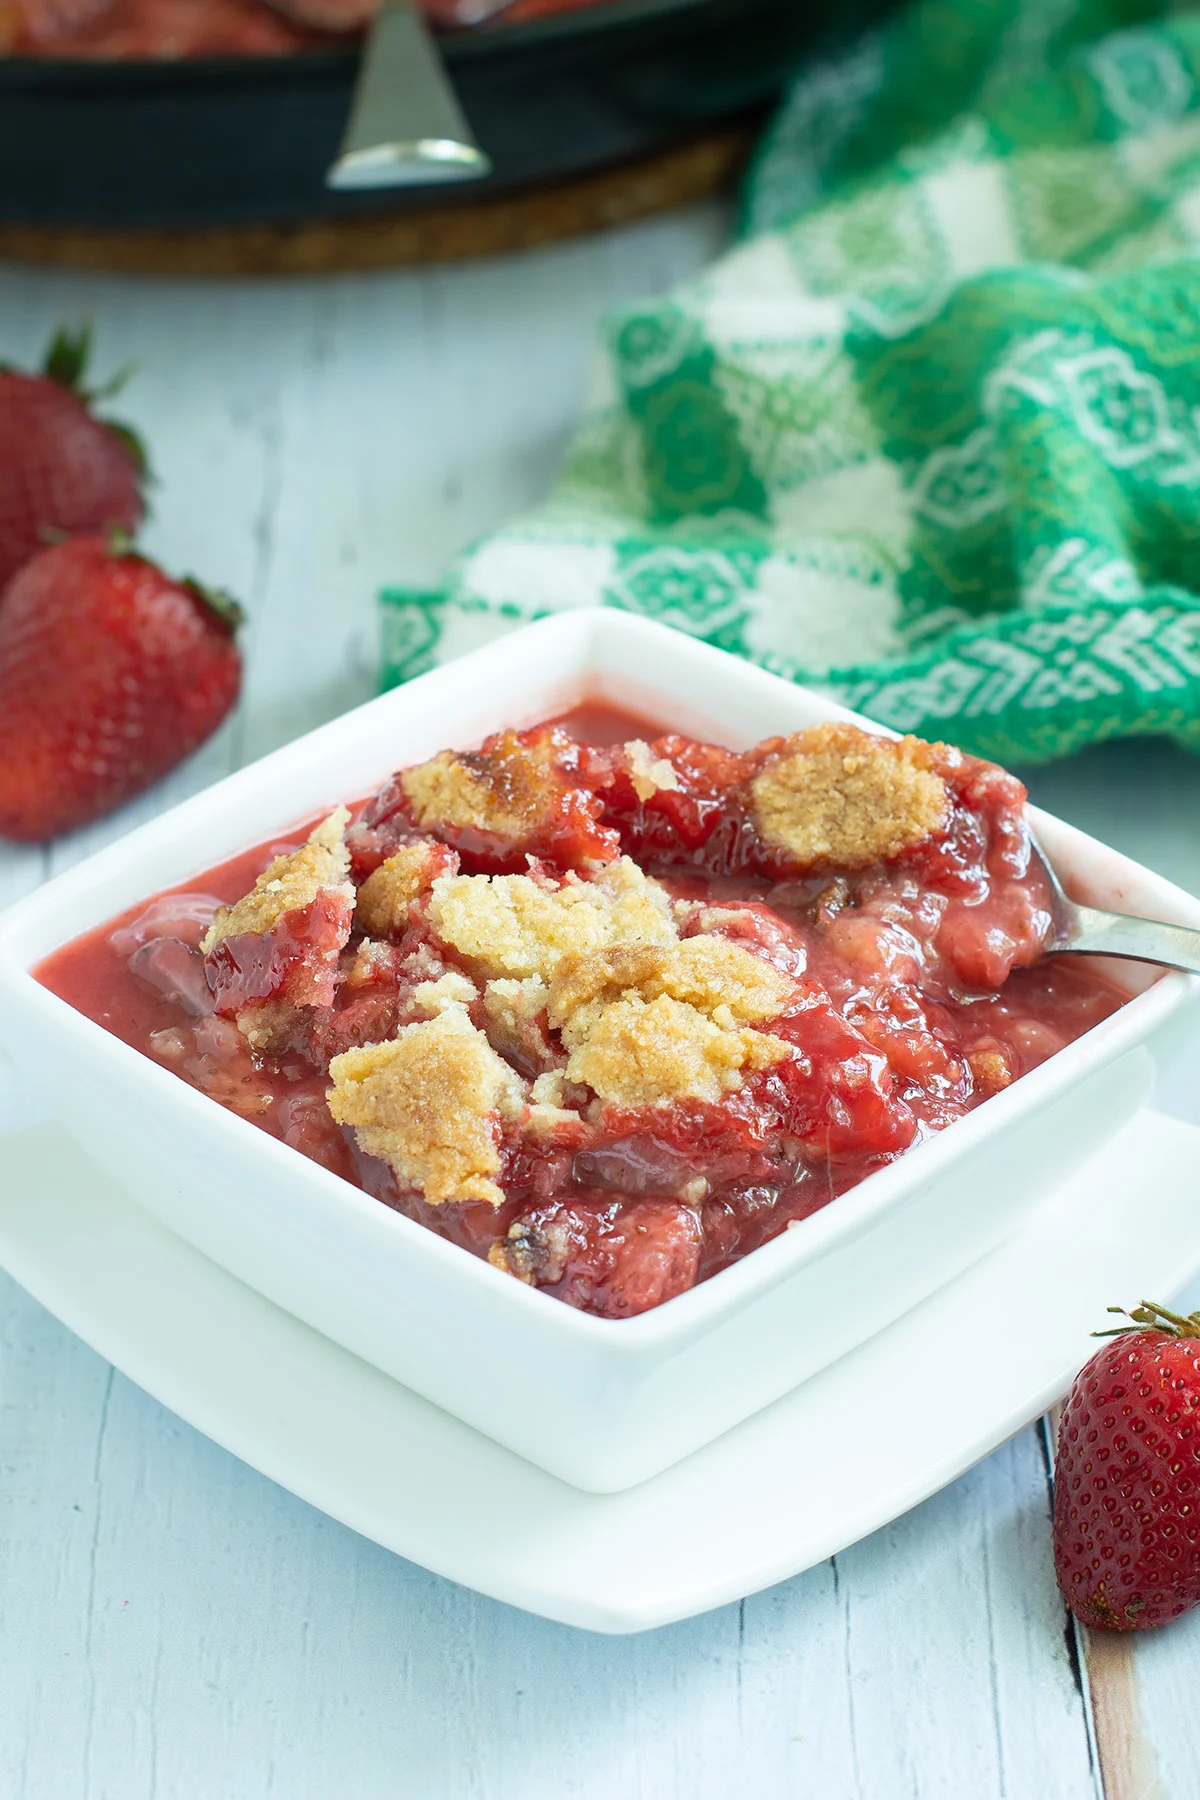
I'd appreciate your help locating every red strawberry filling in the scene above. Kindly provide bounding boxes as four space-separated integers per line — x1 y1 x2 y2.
37 705 1129 1320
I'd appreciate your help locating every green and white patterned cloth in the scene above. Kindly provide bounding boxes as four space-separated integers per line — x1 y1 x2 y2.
382 0 1200 763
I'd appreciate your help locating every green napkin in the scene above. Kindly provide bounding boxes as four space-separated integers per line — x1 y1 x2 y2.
382 0 1200 763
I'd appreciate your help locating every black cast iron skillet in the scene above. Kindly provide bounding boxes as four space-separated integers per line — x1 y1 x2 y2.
0 0 893 229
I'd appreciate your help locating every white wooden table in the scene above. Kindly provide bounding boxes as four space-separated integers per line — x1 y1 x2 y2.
2 204 1199 1800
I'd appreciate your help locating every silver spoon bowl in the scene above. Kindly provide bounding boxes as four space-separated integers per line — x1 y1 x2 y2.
1035 834 1200 978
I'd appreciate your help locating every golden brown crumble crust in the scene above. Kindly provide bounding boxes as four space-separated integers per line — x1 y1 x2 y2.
548 936 794 1032
235 997 303 1055
426 856 676 983
968 1047 1013 1090
400 730 564 845
561 993 788 1108
201 807 353 953
355 841 449 938
327 1008 523 1206
624 739 680 802
750 724 949 871
545 937 794 1107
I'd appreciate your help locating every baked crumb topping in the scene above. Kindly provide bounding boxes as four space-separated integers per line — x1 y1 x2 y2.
487 1229 540 1285
327 1008 524 1206
750 724 948 871
426 855 676 983
560 992 788 1107
968 1047 1013 1090
523 1069 586 1135
421 865 796 1117
344 939 400 989
201 807 353 952
548 936 794 1032
624 738 679 802
486 1220 567 1286
483 975 550 1030
481 976 553 1069
235 997 302 1055
401 730 566 846
355 841 456 938
412 970 479 1016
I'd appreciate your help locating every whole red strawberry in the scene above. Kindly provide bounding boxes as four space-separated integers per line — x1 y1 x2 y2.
0 325 145 596
1054 1300 1200 1631
0 535 242 842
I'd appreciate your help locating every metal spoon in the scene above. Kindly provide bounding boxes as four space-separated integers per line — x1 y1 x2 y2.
325 0 493 190
1035 835 1200 977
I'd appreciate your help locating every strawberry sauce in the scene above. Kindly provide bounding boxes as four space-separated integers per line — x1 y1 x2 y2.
36 706 1128 1319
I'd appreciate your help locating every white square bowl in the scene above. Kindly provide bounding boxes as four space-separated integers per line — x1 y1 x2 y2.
1 609 1198 1494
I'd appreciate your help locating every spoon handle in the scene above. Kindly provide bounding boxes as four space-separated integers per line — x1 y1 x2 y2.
327 0 491 190
1057 904 1200 977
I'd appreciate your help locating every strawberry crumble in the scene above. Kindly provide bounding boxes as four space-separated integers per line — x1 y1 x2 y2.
36 708 1127 1319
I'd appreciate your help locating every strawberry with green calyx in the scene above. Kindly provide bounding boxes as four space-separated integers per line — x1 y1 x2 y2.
0 323 147 597
1054 1300 1200 1631
0 534 242 842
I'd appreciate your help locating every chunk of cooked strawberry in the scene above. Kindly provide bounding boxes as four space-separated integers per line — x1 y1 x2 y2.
935 876 1056 989
761 998 919 1160
205 888 353 1014
494 1195 703 1318
275 1088 359 1182
127 936 214 1017
600 733 751 869
580 1096 780 1195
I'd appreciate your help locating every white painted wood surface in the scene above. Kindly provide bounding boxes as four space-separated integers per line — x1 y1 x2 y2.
1 204 1199 1799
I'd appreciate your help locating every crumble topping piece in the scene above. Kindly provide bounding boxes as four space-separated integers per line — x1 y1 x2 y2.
530 1069 569 1108
487 1220 569 1287
481 976 556 1072
412 970 479 1016
750 724 949 871
623 738 680 802
523 1068 588 1135
487 1226 541 1285
343 938 403 989
236 997 303 1056
402 737 545 840
426 855 676 984
399 726 616 864
560 993 788 1108
327 1008 524 1206
354 840 458 938
200 807 354 953
548 936 794 1033
968 1045 1014 1090
483 976 550 1033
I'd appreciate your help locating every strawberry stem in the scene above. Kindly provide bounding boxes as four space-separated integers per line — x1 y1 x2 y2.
183 578 244 636
38 323 149 483
1093 1300 1200 1339
42 321 93 393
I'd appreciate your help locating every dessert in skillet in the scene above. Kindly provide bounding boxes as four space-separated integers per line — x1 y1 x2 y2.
38 711 1126 1318
0 0 607 56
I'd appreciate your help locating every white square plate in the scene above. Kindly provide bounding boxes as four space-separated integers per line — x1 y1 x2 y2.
1 1108 1197 1632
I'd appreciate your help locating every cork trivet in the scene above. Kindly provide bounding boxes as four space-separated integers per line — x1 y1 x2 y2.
0 126 751 277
